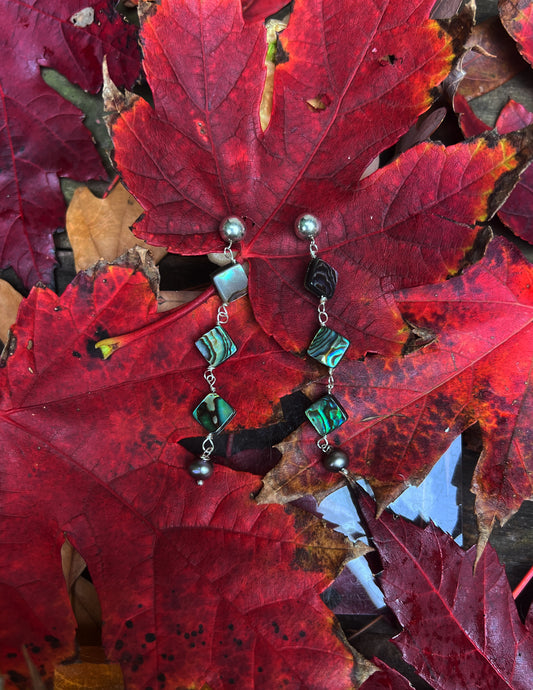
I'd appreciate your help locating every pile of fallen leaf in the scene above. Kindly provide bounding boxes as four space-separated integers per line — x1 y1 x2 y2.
1 1 532 688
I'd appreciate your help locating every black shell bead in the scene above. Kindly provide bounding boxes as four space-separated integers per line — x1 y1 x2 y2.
304 258 338 299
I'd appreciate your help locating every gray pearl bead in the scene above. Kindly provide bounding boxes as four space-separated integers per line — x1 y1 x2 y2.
295 213 322 240
322 449 349 472
219 216 246 242
187 459 214 484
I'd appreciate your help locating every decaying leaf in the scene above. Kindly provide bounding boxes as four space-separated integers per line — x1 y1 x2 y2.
0 281 23 344
66 182 167 272
456 94 533 244
457 17 526 100
500 0 533 67
260 238 532 553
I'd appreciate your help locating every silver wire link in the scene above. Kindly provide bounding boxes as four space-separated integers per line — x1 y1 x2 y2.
317 435 331 453
223 241 236 264
204 366 217 393
318 296 329 326
327 368 335 394
309 238 318 259
201 433 215 460
217 302 229 325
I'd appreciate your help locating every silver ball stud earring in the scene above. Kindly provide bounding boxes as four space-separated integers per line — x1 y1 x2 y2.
294 213 322 241
219 216 246 243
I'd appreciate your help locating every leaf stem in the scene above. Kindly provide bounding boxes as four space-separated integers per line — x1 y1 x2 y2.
512 564 533 599
347 614 384 640
95 286 214 359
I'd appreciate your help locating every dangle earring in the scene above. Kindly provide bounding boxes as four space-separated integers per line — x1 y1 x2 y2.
187 216 248 484
294 214 351 475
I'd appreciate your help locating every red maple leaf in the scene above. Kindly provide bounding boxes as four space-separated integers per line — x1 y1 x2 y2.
359 659 415 690
0 253 357 687
456 94 533 244
2 250 317 457
0 0 140 288
260 237 532 549
500 0 533 67
241 0 290 22
111 0 533 358
352 484 533 689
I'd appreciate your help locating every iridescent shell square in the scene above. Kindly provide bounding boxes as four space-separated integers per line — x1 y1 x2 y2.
305 395 348 436
304 258 338 299
193 393 236 434
211 263 248 303
195 325 237 367
307 326 350 368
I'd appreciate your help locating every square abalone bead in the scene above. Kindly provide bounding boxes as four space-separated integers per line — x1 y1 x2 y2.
211 263 248 303
307 326 350 368
304 258 338 299
193 393 236 434
195 325 237 367
305 395 348 436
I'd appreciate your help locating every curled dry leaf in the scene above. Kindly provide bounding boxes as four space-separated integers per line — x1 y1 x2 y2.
458 17 526 100
66 183 167 272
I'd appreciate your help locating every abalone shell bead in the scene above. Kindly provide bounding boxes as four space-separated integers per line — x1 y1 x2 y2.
307 326 350 368
187 458 214 484
322 449 349 472
305 395 348 436
212 263 248 303
304 258 338 299
193 392 236 434
195 325 237 367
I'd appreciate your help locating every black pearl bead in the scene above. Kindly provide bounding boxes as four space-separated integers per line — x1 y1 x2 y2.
219 216 246 242
322 449 349 472
187 458 214 484
295 213 322 240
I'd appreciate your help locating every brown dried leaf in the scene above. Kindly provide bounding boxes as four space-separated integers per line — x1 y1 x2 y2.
156 289 203 313
0 280 23 344
54 662 124 690
66 183 167 272
458 17 526 100
61 539 87 591
102 58 139 129
71 576 102 642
